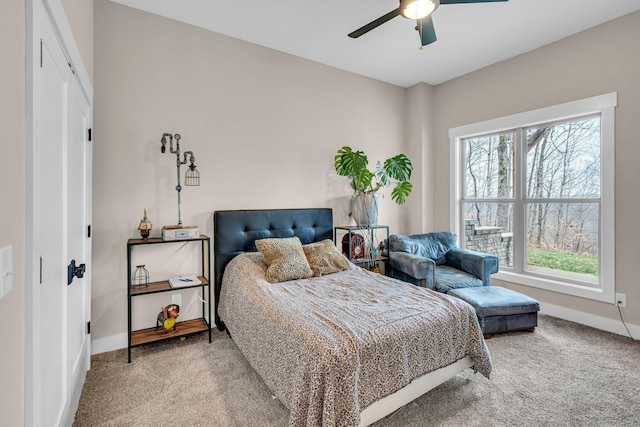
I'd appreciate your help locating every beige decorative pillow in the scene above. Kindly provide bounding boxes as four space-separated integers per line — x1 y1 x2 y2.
255 237 314 283
303 239 352 277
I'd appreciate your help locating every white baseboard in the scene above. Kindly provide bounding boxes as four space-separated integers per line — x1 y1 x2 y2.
539 302 640 339
89 304 638 356
91 332 127 355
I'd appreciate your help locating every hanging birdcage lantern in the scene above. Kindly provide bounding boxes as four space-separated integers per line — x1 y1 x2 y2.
184 163 200 186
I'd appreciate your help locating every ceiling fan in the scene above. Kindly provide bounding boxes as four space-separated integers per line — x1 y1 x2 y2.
348 0 509 47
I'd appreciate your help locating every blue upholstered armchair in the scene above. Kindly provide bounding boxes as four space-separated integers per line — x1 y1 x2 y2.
387 232 499 293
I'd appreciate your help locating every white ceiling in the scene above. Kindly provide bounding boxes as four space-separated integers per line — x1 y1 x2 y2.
110 0 640 88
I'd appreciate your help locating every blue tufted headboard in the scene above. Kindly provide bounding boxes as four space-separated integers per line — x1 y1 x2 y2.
213 208 333 329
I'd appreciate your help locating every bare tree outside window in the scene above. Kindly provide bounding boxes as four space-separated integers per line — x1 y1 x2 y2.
462 115 601 285
463 133 515 266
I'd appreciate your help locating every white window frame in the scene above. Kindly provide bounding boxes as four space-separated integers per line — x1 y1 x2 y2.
449 93 616 304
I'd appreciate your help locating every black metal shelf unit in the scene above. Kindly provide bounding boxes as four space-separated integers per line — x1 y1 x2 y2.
333 225 390 271
126 235 211 362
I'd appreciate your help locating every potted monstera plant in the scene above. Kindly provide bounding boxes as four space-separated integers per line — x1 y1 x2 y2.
334 146 413 226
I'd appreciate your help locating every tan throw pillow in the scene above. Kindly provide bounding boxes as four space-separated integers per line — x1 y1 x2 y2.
303 239 352 277
255 237 314 283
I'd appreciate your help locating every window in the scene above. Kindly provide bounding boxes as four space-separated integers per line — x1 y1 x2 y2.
450 93 616 303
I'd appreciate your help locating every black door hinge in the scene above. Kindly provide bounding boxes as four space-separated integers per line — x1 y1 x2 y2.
87 321 91 334
87 225 91 238
87 128 92 142
40 38 43 68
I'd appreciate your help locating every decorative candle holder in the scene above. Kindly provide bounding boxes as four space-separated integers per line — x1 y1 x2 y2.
138 209 152 239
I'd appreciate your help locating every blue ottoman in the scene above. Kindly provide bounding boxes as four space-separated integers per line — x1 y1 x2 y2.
448 286 540 338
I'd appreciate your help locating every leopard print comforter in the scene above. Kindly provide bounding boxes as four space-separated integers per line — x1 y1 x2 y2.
218 253 492 427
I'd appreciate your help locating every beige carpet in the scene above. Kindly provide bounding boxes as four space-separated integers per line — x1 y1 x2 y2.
74 315 640 426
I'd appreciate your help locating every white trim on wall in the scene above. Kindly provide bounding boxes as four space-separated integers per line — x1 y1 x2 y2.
38 0 92 100
91 333 128 355
89 308 639 355
449 92 617 304
448 93 617 139
539 303 639 340
26 1 93 425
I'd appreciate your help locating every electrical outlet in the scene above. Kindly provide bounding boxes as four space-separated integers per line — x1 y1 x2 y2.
615 293 626 308
172 293 182 307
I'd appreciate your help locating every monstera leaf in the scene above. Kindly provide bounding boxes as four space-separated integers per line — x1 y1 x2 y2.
334 146 413 205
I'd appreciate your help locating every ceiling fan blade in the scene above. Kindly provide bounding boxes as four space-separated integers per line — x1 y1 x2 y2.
417 16 437 46
348 9 401 38
440 0 508 4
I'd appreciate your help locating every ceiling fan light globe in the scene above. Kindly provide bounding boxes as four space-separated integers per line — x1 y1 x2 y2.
400 0 438 20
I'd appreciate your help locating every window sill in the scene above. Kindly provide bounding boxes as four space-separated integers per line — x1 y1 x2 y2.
493 270 615 304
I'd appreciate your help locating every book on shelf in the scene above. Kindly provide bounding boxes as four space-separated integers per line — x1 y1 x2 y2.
168 275 202 288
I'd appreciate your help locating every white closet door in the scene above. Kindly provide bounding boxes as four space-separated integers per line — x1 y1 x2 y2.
66 52 92 418
35 9 70 425
30 2 92 425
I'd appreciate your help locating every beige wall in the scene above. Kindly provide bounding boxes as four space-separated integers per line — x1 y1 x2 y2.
93 1 640 350
0 1 26 425
432 11 640 327
92 0 411 344
404 82 436 233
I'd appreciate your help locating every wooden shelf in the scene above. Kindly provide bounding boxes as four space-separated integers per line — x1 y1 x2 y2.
128 235 209 245
130 276 209 296
130 318 211 347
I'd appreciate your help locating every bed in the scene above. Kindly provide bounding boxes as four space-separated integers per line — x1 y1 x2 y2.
214 208 491 427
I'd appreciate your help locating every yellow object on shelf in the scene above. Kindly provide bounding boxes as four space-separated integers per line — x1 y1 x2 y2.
157 304 180 334
163 317 176 331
